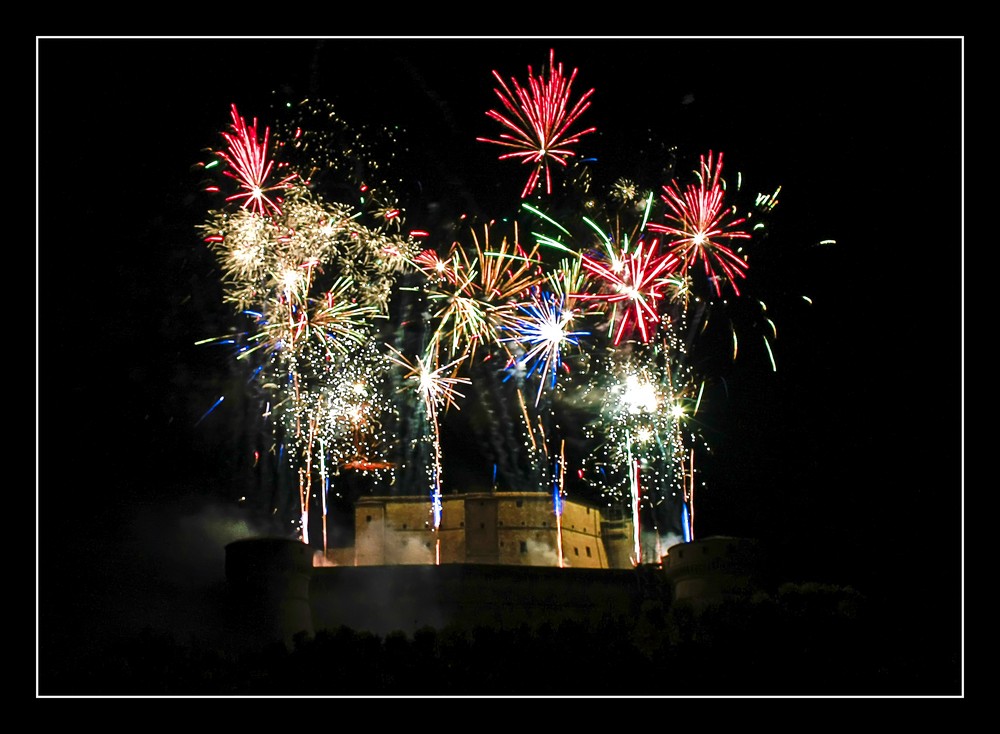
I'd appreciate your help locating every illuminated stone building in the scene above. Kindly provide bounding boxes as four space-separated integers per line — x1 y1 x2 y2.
344 491 635 570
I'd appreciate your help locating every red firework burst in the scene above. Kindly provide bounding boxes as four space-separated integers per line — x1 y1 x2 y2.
217 104 297 217
575 239 679 346
647 151 751 297
477 49 596 199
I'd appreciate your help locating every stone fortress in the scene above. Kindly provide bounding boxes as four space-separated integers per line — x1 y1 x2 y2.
225 490 766 648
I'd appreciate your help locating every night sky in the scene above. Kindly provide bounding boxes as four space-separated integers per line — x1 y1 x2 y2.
37 37 963 695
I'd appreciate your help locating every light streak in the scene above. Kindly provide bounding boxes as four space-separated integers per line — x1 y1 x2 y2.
196 396 225 425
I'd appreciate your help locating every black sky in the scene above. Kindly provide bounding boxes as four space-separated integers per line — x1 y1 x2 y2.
36 36 964 693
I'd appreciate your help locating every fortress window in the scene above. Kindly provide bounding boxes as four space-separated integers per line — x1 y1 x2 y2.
520 541 527 554
574 547 579 556
366 515 372 523
480 523 485 529
516 500 523 508
586 547 592 558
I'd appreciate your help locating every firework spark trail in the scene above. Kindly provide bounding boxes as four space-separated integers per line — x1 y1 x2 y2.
553 440 566 568
319 441 329 553
195 396 225 426
387 346 471 563
684 448 695 542
627 439 641 566
216 104 298 217
478 49 596 198
648 151 751 297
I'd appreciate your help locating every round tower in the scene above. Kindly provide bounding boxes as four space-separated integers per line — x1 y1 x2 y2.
661 536 765 608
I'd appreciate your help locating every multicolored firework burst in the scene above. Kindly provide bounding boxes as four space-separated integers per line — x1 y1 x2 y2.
198 99 424 549
477 49 596 198
519 172 773 556
499 288 588 406
422 223 545 364
194 49 795 569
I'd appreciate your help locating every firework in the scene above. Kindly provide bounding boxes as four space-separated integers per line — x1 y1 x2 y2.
477 49 596 198
198 98 425 550
387 346 471 563
554 439 566 568
275 336 397 548
575 238 679 346
412 248 464 285
423 224 545 363
194 61 794 568
579 345 702 564
387 346 471 417
238 275 380 368
215 103 298 217
647 151 752 297
499 289 588 406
